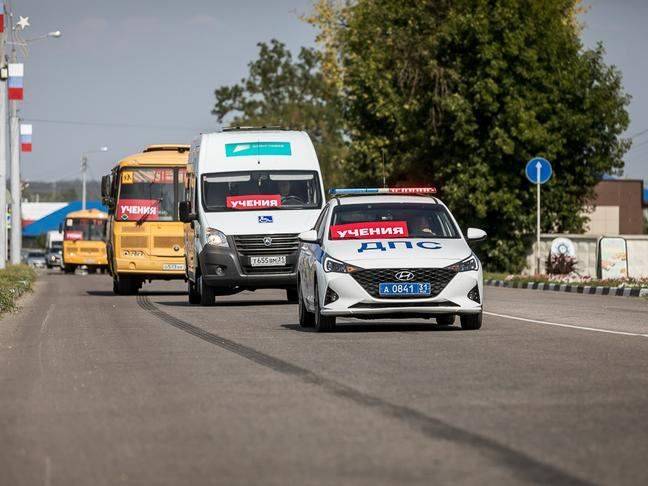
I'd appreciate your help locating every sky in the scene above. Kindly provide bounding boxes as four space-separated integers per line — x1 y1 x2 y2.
10 0 648 184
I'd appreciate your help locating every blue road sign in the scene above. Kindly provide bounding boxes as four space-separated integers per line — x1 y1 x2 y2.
525 157 552 184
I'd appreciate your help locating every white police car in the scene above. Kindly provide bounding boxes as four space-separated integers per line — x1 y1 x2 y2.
296 188 486 332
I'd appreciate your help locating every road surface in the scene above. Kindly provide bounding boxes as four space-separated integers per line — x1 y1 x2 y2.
1 271 647 485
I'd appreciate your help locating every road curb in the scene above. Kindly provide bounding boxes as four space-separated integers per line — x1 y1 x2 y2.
485 279 648 298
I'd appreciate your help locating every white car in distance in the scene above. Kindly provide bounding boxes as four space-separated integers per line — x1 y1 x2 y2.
296 188 486 332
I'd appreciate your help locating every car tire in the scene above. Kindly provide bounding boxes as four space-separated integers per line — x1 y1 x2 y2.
298 280 315 328
199 275 215 306
188 279 201 304
286 287 298 303
313 280 336 332
436 315 455 326
460 312 482 330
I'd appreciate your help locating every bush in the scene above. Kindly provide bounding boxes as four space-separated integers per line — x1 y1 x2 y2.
0 265 36 315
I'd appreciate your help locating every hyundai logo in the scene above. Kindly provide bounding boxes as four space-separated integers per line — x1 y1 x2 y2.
395 271 415 281
263 236 273 247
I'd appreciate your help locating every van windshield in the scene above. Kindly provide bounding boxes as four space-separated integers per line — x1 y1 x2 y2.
202 171 322 212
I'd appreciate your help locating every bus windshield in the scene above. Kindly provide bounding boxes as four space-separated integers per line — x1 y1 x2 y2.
116 167 185 222
201 170 322 212
64 218 107 241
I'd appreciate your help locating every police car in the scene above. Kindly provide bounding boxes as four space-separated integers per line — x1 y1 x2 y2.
296 188 486 332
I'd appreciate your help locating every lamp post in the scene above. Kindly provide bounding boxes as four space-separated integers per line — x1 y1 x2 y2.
5 14 61 264
81 147 108 210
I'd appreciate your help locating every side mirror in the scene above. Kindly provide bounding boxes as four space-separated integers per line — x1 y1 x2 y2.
58 223 63 233
298 229 319 243
466 228 487 242
101 175 111 198
179 201 196 223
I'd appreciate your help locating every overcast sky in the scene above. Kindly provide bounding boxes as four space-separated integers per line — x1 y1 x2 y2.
12 0 648 184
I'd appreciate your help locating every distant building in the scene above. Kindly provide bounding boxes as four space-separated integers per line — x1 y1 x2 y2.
584 179 645 235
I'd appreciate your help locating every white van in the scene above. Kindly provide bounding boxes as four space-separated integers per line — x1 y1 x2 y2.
180 128 326 305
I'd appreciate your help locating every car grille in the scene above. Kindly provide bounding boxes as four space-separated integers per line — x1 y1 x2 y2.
233 233 300 275
351 268 457 298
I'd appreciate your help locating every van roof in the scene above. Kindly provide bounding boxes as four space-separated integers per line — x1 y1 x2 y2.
196 130 321 174
114 144 190 169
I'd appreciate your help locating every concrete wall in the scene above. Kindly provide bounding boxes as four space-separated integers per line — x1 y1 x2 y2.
525 234 648 278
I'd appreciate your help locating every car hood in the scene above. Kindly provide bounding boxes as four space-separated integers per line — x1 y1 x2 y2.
326 238 473 269
202 210 320 236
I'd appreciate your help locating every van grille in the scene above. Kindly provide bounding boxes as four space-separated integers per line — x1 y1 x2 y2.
233 234 299 256
120 236 148 249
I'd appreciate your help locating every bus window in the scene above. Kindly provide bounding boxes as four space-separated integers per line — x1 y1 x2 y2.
64 218 107 241
117 167 183 222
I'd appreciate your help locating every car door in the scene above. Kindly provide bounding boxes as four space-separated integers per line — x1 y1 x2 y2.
301 205 329 309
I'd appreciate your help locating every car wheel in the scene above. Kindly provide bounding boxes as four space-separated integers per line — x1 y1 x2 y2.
436 315 455 326
460 312 482 330
286 287 298 303
188 278 201 304
298 279 315 328
199 274 215 306
313 280 336 332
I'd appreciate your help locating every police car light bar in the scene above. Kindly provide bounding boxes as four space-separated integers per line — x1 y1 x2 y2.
329 187 437 195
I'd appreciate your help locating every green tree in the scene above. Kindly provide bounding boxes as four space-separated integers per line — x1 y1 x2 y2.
212 39 346 187
309 0 630 271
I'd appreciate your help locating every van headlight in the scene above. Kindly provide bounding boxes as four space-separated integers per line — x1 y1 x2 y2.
206 228 229 248
447 255 478 273
323 254 361 273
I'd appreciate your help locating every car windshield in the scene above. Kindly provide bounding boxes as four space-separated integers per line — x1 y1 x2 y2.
65 218 107 241
329 203 460 239
202 170 322 212
117 167 185 222
51 242 62 250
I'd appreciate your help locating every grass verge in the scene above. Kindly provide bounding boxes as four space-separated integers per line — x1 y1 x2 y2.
0 265 37 316
484 271 648 289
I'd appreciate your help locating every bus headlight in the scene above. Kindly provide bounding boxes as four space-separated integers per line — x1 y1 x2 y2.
206 228 229 248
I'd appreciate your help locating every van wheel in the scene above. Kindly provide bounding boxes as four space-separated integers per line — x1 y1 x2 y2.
298 280 314 328
460 312 482 330
286 287 298 303
199 275 215 306
313 281 336 332
188 279 201 304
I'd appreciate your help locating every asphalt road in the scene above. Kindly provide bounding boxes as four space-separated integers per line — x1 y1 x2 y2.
1 271 648 485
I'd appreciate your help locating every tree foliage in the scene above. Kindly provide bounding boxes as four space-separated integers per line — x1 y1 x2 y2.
212 40 346 186
308 0 631 271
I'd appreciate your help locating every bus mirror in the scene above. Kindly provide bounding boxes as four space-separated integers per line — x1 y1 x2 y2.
179 201 196 222
101 175 111 199
58 223 63 233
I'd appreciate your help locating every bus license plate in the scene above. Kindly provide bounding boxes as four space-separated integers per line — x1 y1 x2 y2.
379 282 431 297
163 263 185 271
250 256 286 267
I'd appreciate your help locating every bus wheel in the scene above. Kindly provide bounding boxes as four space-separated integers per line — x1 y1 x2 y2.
63 265 76 274
114 277 138 295
87 267 97 274
188 279 201 305
199 275 215 306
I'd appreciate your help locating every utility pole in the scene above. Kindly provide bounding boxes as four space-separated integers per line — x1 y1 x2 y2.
8 45 20 264
81 154 87 209
0 5 7 269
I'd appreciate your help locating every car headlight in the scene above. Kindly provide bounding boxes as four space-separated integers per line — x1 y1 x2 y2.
447 255 478 272
206 227 229 247
323 254 361 273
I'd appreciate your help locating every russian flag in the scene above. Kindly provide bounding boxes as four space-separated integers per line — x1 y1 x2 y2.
0 13 4 34
8 64 24 101
20 124 32 152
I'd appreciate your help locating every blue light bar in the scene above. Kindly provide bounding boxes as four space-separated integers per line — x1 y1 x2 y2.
329 187 437 195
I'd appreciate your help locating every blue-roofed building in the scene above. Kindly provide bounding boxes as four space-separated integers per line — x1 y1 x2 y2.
23 200 107 237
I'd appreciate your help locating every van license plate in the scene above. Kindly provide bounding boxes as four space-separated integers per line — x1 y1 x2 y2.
379 282 431 296
163 263 185 270
250 256 286 267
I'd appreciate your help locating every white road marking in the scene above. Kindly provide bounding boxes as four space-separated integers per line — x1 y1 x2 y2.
484 311 648 338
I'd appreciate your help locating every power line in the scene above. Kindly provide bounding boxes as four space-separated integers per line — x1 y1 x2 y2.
22 117 208 131
628 127 648 140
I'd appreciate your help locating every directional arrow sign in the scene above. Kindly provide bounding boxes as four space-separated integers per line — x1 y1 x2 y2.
525 157 552 184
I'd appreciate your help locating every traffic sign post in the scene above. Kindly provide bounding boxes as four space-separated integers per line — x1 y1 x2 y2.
525 157 552 275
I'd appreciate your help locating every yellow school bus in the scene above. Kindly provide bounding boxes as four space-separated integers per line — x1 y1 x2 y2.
61 208 109 274
101 144 189 294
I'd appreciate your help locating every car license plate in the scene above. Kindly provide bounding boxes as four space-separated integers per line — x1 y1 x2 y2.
379 282 431 297
250 255 286 267
163 263 185 271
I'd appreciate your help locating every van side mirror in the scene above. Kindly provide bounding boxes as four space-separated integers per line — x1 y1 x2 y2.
466 228 487 242
298 229 319 243
179 201 196 223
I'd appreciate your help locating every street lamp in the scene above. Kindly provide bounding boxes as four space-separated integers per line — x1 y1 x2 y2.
81 147 109 210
